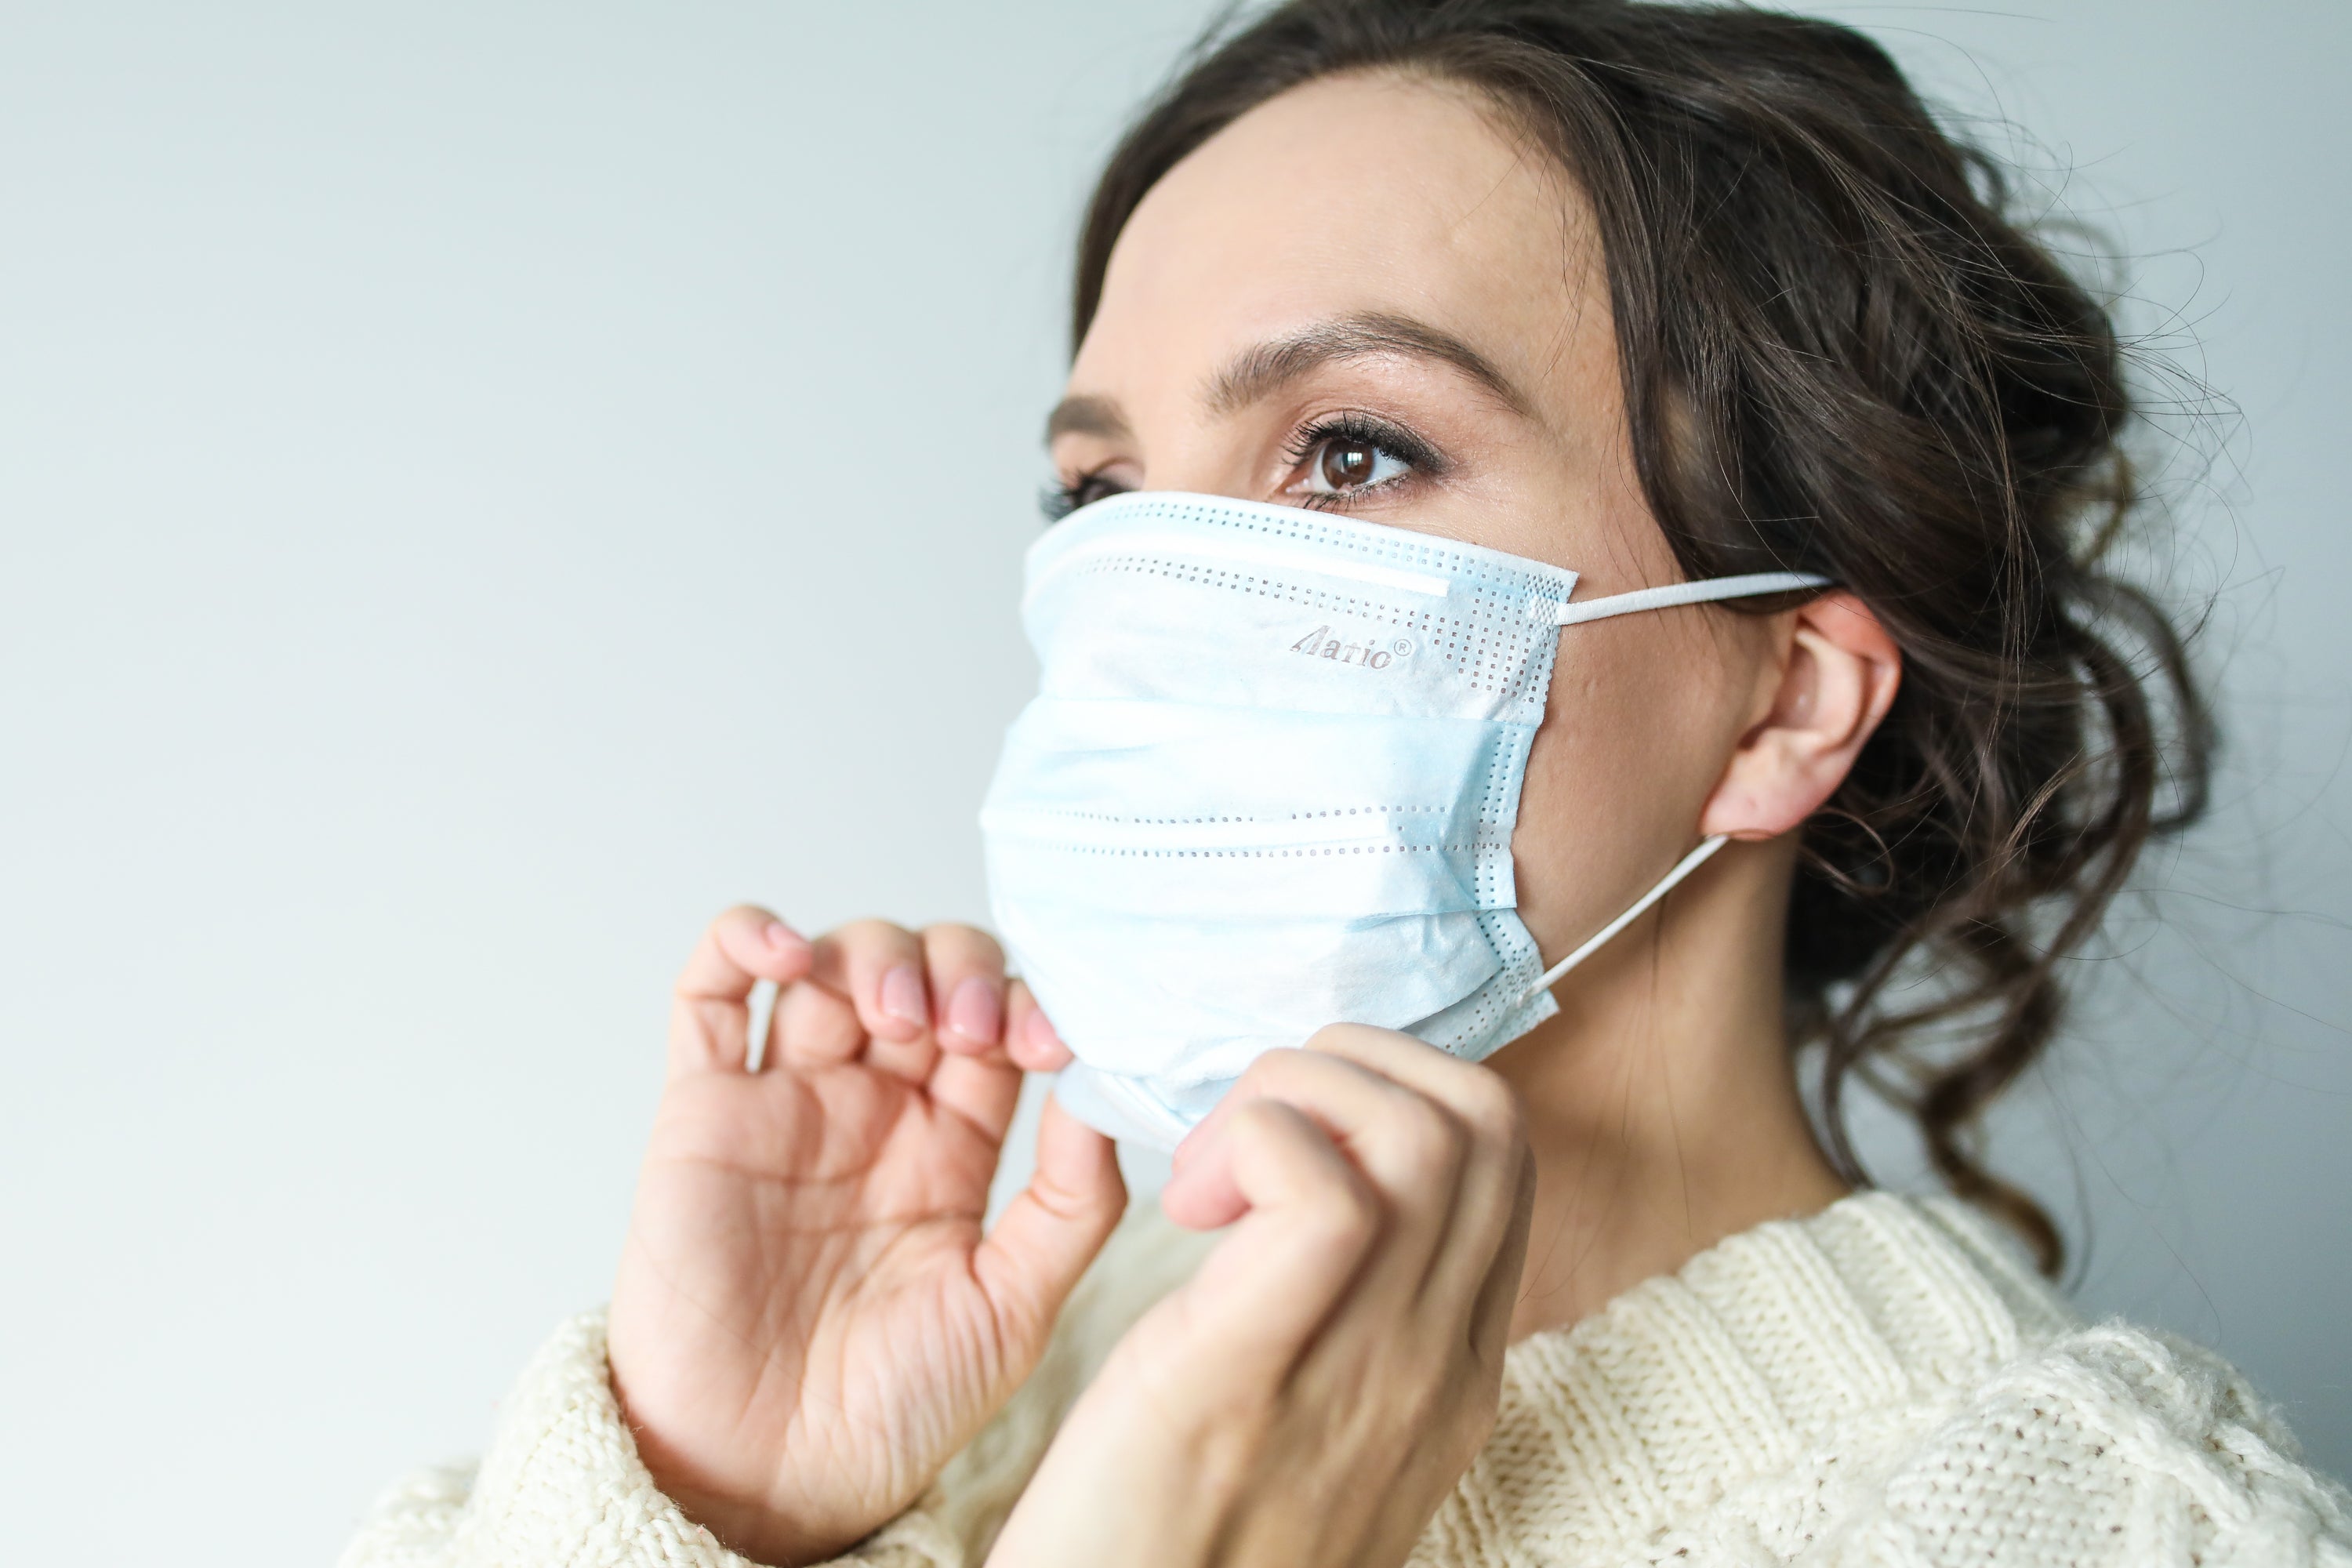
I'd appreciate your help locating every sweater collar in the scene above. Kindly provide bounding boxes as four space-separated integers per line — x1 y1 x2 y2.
1434 1192 2078 1558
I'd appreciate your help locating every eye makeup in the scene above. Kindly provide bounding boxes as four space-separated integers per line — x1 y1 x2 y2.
1044 406 1453 523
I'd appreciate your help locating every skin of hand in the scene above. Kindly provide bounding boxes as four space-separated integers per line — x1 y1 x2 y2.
984 1026 1536 1568
606 906 1119 1566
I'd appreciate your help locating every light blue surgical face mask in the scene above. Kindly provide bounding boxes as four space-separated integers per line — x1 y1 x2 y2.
980 490 1827 1149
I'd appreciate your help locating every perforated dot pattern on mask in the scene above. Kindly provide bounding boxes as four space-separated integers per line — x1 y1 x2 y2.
1014 840 1509 859
1041 493 1567 698
1013 804 1454 827
1062 554 1552 702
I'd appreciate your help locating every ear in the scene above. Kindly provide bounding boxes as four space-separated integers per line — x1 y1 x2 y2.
1697 591 1901 841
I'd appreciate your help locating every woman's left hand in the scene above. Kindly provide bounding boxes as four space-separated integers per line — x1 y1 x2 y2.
985 1025 1535 1568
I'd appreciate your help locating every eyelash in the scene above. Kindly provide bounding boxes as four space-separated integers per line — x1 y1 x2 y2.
1279 412 1443 510
1039 474 1116 524
1041 412 1446 523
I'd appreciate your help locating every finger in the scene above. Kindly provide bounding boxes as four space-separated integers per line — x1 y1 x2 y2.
1167 1099 1382 1372
1163 1047 1465 1308
1421 1076 1529 1319
1467 1140 1537 1368
809 919 936 1081
767 974 865 1069
1004 980 1073 1073
1166 1048 1438 1225
1293 1023 1496 1122
924 1040 1025 1145
1293 1025 1530 1313
972 1094 1127 1353
666 906 815 1082
921 924 1007 1058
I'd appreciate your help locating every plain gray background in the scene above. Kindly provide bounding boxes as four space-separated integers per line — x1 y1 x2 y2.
3 2 2346 1559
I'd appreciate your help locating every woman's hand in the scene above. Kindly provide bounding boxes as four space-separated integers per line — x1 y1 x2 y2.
607 908 1123 1566
985 1025 1534 1568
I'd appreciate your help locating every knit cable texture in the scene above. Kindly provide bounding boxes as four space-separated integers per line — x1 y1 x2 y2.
338 1192 2352 1567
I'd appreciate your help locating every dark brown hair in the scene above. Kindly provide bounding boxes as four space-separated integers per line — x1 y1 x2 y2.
1071 0 2212 1273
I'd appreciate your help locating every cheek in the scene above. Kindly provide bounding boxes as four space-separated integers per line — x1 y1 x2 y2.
1508 621 1741 954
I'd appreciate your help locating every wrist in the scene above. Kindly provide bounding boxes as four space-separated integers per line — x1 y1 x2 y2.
613 1374 842 1566
658 1472 842 1568
988 1377 1245 1568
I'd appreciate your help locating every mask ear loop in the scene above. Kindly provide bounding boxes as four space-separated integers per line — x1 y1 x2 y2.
1520 834 1730 1001
1515 567 1831 1000
1550 570 1832 626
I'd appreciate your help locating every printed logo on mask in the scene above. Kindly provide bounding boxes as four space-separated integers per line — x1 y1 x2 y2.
1289 625 1415 670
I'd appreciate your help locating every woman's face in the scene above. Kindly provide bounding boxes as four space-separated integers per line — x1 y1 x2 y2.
1051 71 1786 964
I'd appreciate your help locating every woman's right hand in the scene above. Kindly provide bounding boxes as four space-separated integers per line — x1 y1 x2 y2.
606 907 1124 1566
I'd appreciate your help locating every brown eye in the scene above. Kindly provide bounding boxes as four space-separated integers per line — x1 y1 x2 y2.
1319 438 1380 490
1298 423 1402 495
1295 426 1415 497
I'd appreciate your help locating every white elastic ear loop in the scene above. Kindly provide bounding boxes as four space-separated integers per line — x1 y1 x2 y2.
1553 571 1831 626
1520 834 1730 1001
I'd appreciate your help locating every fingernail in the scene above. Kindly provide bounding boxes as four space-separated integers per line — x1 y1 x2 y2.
764 920 810 953
1024 1007 1063 1053
946 977 1002 1047
880 964 928 1029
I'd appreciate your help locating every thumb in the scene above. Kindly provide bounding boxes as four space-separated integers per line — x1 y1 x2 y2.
971 1094 1127 1352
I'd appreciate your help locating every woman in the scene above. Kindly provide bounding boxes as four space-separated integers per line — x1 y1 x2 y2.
342 3 2351 1565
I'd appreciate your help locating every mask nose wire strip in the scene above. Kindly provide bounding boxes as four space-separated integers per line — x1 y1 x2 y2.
1552 571 1832 626
1520 834 1731 1001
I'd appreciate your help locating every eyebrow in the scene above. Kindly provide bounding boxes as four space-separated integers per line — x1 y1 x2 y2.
1040 310 1534 448
1044 393 1132 445
1203 310 1533 419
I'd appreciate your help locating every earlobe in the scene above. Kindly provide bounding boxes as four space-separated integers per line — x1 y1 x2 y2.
1697 592 1901 841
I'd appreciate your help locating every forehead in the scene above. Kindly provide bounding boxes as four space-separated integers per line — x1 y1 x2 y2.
1079 71 1607 407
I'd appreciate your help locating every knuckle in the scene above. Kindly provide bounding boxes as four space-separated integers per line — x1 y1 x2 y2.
922 921 1004 966
836 916 914 952
1457 1069 1526 1146
1316 1177 1382 1247
1303 1021 1407 1061
1227 1095 1295 1141
1387 1095 1465 1177
1301 1022 1361 1054
1232 1102 1379 1235
1236 1046 1309 1090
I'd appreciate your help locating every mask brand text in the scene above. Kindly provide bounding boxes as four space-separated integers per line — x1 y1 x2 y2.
1290 626 1414 669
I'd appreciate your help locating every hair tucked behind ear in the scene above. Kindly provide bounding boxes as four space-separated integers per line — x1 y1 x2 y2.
1071 0 2213 1275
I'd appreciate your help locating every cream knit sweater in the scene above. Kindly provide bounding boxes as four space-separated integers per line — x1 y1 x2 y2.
341 1191 2351 1567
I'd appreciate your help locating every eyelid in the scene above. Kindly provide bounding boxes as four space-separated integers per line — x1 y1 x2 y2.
1281 408 1442 463
1040 463 1137 524
1277 408 1449 508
